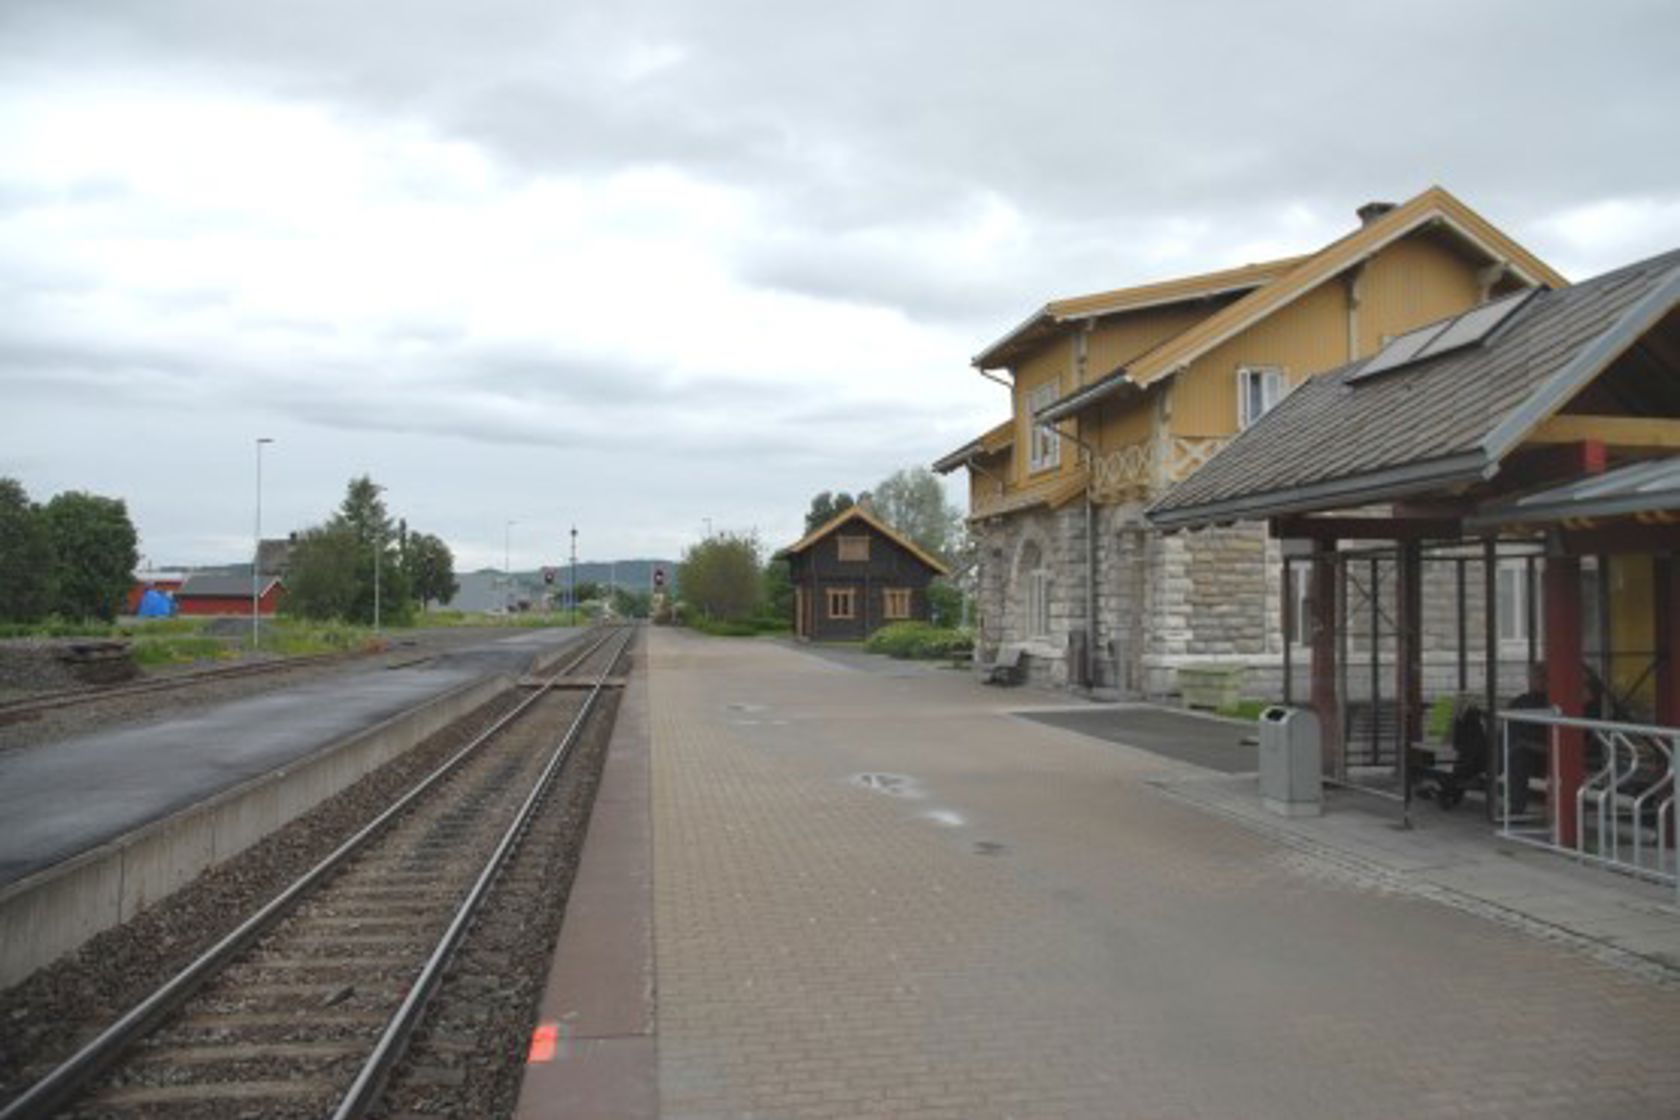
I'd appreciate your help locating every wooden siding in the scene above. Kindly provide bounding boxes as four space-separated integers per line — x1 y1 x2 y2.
1357 233 1485 359
1171 280 1351 438
786 519 940 641
1084 302 1215 382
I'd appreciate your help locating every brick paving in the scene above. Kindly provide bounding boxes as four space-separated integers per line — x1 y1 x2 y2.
649 630 1680 1119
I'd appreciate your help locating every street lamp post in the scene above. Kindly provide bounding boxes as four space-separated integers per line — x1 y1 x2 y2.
252 438 274 649
505 520 518 612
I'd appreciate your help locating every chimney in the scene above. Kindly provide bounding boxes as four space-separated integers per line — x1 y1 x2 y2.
1357 201 1397 227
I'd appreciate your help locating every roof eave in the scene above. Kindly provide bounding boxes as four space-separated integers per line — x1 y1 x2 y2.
1146 451 1490 531
1037 373 1142 425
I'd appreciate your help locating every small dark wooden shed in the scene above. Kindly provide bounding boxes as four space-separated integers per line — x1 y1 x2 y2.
777 507 950 641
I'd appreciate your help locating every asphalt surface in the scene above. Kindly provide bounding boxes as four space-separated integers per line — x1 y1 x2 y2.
0 628 580 887
1017 704 1260 773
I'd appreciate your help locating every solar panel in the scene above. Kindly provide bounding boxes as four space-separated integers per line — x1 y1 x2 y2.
1351 289 1536 382
1415 289 1534 359
1352 320 1450 379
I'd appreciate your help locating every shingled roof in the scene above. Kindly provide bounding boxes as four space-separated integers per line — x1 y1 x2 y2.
1148 247 1680 529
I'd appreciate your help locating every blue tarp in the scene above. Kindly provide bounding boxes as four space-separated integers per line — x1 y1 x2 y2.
137 588 176 617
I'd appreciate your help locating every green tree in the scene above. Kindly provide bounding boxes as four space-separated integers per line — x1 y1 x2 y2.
869 467 959 560
0 478 54 622
804 490 855 534
283 522 362 620
610 586 652 619
284 476 416 624
762 556 793 622
403 531 458 610
41 491 138 622
678 532 763 622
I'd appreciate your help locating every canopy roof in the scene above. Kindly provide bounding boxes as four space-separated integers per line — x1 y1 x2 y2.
1148 247 1680 529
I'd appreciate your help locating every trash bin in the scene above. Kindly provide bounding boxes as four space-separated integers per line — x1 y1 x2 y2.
1258 706 1322 818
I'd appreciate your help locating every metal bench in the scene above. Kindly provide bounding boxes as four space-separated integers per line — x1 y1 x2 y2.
977 644 1025 686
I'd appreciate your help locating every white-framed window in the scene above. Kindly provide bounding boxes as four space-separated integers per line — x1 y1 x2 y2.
1496 558 1536 644
1238 366 1286 430
1027 569 1052 638
1027 382 1061 472
826 587 856 619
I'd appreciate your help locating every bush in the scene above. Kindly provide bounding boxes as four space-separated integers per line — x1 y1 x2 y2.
864 622 974 660
131 636 234 666
688 614 788 638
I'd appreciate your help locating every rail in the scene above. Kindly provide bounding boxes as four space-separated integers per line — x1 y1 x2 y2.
1497 708 1678 899
0 623 631 1120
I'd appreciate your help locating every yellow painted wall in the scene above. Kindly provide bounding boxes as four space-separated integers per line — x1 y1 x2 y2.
1357 233 1485 358
1085 303 1215 381
1609 555 1656 718
1169 231 1495 438
1171 280 1351 438
1012 336 1074 485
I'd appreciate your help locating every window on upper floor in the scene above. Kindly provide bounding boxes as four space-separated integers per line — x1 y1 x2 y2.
1027 382 1061 472
837 535 870 562
1238 366 1286 430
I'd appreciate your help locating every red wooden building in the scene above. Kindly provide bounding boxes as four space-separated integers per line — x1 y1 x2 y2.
174 573 284 617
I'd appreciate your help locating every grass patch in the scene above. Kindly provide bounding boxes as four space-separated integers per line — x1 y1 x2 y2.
864 622 974 661
131 636 235 666
1215 698 1272 721
688 615 789 638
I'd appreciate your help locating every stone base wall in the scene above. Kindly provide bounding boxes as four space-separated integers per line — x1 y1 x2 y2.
971 503 1512 703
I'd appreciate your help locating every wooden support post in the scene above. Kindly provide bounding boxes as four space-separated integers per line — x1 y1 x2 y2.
1483 538 1501 824
1657 555 1680 727
1396 540 1423 819
1544 555 1585 847
1310 539 1342 777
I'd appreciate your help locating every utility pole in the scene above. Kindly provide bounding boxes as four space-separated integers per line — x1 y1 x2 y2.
252 438 273 649
504 519 518 612
569 525 578 622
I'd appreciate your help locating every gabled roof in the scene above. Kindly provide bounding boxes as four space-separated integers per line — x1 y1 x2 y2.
1147 247 1680 529
776 505 951 575
931 419 1013 474
1125 186 1566 390
179 572 283 598
973 256 1303 371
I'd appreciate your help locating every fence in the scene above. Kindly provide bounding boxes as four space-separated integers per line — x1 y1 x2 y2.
1497 709 1678 899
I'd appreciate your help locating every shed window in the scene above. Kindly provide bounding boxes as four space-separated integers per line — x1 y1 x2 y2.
884 588 911 620
1238 366 1285 429
1028 382 1061 471
827 587 856 619
838 535 870 562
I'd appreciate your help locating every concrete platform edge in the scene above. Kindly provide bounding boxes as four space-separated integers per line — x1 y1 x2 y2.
516 635 655 1120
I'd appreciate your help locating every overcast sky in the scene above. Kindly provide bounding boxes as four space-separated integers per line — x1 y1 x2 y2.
3 1 1677 573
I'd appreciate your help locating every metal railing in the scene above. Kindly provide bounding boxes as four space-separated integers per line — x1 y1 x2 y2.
1497 708 1678 898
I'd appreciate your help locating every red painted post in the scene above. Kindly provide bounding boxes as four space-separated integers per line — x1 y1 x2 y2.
1543 555 1585 847
1310 539 1343 778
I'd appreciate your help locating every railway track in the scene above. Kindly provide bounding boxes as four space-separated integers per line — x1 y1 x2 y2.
0 623 636 1119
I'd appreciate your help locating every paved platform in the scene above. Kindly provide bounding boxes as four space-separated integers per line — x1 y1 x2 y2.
0 629 579 886
523 629 1680 1118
